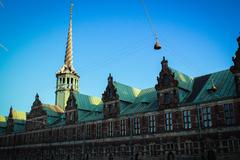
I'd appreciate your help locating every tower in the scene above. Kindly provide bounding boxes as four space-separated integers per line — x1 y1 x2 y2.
56 2 79 110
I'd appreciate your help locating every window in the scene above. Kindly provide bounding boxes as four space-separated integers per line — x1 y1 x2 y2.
133 117 141 135
183 110 191 129
120 119 126 136
63 78 65 83
165 112 173 131
163 75 170 86
67 77 70 84
108 89 113 98
108 121 114 137
164 92 171 104
71 78 73 84
224 103 235 126
202 107 212 128
86 124 91 137
69 112 74 121
59 78 62 84
108 104 113 113
96 123 102 138
148 115 156 133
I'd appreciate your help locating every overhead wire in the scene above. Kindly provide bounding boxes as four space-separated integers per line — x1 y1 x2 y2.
139 0 158 39
79 40 152 75
78 37 151 74
0 43 8 52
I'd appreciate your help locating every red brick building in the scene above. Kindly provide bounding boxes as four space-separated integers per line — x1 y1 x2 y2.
0 2 240 160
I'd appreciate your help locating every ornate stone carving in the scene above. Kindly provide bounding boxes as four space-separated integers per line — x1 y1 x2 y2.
65 88 78 125
230 36 240 74
26 94 46 131
155 57 179 110
6 107 14 134
230 36 240 97
102 74 120 119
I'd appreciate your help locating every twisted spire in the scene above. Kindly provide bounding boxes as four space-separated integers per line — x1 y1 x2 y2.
64 2 74 71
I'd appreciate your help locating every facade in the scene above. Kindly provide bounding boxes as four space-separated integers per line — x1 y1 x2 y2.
1 2 240 160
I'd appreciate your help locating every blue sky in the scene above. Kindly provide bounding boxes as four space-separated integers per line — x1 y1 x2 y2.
0 0 239 116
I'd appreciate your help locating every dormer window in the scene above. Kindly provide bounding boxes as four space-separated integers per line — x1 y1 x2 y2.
164 92 171 104
163 75 170 86
108 89 113 98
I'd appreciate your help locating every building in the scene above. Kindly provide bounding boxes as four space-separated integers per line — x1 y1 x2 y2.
0 2 240 160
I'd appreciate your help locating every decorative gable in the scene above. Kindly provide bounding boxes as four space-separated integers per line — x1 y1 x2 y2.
230 36 240 97
230 36 240 74
6 107 14 134
102 74 120 119
155 57 179 110
65 88 78 125
26 94 47 131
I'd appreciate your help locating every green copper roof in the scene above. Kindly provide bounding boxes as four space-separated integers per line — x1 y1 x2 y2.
12 109 26 121
134 88 157 103
121 101 158 116
171 68 194 91
193 69 236 104
0 115 7 128
78 110 103 122
42 104 64 117
74 93 102 111
113 81 141 103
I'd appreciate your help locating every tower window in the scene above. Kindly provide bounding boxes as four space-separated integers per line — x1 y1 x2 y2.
67 78 70 84
63 78 65 83
60 78 62 84
71 78 73 84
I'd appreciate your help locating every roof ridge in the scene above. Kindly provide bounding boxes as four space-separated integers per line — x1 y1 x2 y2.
169 67 193 80
193 69 230 79
113 81 142 91
76 92 102 100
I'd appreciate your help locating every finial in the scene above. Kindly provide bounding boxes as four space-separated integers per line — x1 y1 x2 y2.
70 1 74 20
9 106 13 117
108 73 113 83
35 93 39 100
161 56 168 65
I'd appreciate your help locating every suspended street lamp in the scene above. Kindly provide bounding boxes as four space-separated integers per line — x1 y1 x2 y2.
139 0 162 50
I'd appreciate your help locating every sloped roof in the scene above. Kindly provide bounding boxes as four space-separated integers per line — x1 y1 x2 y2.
42 104 64 117
170 68 194 91
192 69 236 104
0 115 7 128
134 88 157 103
74 93 102 111
113 81 141 103
12 109 26 121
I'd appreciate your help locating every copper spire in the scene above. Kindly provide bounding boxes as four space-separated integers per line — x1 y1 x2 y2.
64 2 74 70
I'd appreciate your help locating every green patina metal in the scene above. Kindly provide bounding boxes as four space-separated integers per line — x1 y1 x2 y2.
193 69 236 104
1 68 237 133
